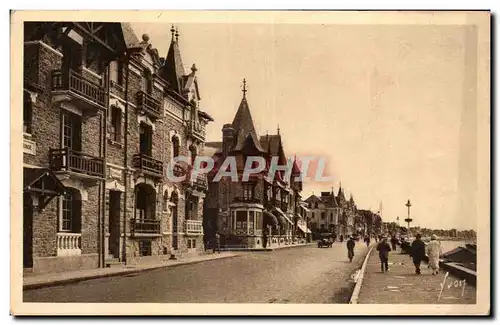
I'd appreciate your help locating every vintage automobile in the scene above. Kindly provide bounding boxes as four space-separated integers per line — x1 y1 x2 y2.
317 233 334 248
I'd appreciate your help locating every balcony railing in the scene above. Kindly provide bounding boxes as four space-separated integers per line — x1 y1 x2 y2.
186 120 205 140
136 91 162 119
184 220 203 235
51 69 105 108
133 154 163 178
131 219 161 235
50 148 104 178
233 197 261 204
56 232 81 257
183 170 208 191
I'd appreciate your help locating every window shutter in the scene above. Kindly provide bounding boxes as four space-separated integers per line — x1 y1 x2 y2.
72 198 82 233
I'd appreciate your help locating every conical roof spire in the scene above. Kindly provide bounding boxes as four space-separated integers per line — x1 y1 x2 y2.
231 79 265 152
162 24 186 94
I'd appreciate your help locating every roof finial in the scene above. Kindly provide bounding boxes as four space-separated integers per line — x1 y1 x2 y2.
191 63 197 73
277 124 280 135
175 27 179 42
170 24 175 40
242 78 247 97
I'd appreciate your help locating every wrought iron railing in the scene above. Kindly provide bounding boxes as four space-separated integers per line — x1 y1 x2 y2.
184 220 203 235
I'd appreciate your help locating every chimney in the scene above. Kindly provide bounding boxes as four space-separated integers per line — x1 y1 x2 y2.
222 123 235 157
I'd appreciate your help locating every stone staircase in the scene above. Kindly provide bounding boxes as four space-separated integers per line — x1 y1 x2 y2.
105 257 125 268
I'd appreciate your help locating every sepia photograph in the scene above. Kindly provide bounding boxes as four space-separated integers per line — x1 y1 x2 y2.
10 10 490 315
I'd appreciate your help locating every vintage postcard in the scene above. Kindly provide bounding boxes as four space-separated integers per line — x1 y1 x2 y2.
10 10 490 316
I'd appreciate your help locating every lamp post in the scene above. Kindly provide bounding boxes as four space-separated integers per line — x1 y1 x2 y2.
404 199 413 234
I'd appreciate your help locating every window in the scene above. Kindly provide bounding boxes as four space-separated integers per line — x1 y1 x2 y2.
139 240 152 256
59 188 81 233
172 135 180 159
243 183 255 201
276 188 281 201
162 191 169 212
321 212 326 220
23 91 32 134
189 145 197 165
62 111 82 151
139 123 152 156
143 69 153 94
110 106 122 142
248 211 255 231
235 211 247 231
110 60 124 86
187 239 197 249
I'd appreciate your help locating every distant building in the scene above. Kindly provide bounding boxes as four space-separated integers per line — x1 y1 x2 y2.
203 83 304 249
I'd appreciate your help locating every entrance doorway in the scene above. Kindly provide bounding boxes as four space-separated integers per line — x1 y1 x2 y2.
23 193 33 268
108 191 121 259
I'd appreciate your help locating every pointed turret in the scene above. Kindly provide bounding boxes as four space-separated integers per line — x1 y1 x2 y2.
230 79 265 152
161 25 186 94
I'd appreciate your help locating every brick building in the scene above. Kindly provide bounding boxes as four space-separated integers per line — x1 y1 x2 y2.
22 22 213 275
203 83 304 249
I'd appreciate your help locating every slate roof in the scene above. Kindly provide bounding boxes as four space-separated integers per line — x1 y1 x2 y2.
231 96 265 152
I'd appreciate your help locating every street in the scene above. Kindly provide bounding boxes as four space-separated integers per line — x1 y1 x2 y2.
24 243 370 303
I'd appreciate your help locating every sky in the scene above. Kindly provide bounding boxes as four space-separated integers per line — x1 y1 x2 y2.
131 22 477 230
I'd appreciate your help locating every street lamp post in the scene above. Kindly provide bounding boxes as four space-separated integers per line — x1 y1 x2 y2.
404 199 413 234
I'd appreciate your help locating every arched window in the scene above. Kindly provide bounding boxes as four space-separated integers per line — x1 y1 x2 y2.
172 135 180 159
189 144 197 165
59 188 82 233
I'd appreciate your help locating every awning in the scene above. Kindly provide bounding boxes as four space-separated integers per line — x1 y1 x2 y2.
24 167 66 210
286 213 295 225
263 210 278 227
297 223 312 234
273 207 293 226
24 167 66 195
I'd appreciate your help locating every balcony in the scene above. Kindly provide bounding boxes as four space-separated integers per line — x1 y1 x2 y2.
133 154 163 179
131 219 161 237
233 197 262 204
51 69 105 115
50 148 104 179
184 170 208 192
184 220 203 235
136 91 162 120
186 120 205 141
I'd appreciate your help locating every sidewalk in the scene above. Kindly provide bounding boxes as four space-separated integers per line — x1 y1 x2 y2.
24 252 239 290
357 249 476 304
221 242 315 252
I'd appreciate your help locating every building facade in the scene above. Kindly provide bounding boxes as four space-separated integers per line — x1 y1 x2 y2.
22 22 213 275
203 84 304 249
304 186 361 239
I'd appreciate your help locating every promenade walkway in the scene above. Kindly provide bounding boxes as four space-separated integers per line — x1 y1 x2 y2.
357 248 476 304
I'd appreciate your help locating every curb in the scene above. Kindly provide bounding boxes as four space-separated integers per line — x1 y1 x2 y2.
23 253 239 291
349 245 375 304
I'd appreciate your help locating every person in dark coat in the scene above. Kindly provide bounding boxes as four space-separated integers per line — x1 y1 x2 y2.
411 233 426 275
390 235 398 251
376 236 392 272
364 235 370 247
346 236 356 262
339 234 344 243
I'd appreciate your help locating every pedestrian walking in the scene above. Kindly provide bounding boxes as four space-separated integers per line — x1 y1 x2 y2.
213 232 221 254
390 235 398 251
426 234 442 275
364 235 370 247
376 236 392 272
346 235 355 262
339 234 344 243
410 233 426 275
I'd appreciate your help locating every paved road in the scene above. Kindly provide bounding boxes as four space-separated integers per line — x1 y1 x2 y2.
24 242 370 303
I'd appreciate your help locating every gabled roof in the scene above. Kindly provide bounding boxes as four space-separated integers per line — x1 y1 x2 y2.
305 194 322 203
121 23 141 48
231 96 265 152
259 134 282 156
